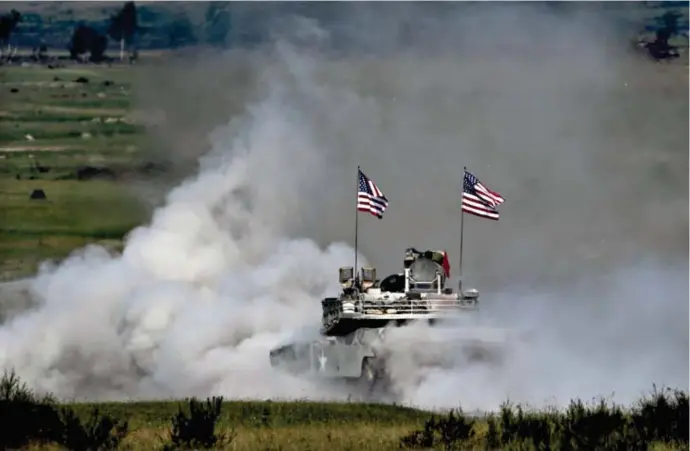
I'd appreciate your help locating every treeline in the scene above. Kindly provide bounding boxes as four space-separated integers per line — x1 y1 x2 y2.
0 2 688 62
1 2 314 59
1 369 687 450
66 1 138 63
0 1 139 63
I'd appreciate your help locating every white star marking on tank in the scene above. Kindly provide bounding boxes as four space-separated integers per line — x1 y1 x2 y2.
318 350 327 372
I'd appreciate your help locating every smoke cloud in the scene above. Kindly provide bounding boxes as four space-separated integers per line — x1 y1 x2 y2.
0 3 687 410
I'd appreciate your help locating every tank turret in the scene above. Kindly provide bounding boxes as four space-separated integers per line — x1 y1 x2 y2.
322 249 479 336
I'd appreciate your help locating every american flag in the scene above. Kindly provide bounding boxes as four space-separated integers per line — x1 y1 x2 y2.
357 168 388 219
462 169 505 220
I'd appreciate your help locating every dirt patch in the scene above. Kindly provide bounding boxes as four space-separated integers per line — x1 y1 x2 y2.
11 103 128 116
0 145 70 152
1 81 79 88
38 105 128 116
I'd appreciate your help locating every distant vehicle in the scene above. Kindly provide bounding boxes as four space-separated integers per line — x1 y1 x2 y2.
268 247 511 401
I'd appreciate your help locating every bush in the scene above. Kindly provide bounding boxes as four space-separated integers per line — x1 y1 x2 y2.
164 396 234 450
57 406 129 451
0 369 129 450
0 369 63 449
631 386 689 446
492 402 561 451
400 408 475 450
560 398 630 451
401 387 690 451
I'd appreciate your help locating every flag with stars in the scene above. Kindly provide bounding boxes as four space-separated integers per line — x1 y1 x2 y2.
462 169 505 220
357 168 388 219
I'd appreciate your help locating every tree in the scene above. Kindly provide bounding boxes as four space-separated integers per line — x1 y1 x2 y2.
0 9 22 59
203 2 231 47
656 9 683 42
108 1 138 61
68 25 108 63
167 13 196 48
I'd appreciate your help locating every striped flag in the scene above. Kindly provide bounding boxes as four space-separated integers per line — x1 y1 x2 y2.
357 168 388 219
462 169 505 220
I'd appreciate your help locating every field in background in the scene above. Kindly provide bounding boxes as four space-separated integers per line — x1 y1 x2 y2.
0 64 154 280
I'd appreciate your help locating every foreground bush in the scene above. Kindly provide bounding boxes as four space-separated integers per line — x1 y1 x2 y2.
0 369 128 450
163 396 234 450
401 386 689 451
0 369 63 448
400 408 476 450
57 406 129 451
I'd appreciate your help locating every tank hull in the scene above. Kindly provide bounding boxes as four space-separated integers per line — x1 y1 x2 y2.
268 324 510 402
268 333 394 401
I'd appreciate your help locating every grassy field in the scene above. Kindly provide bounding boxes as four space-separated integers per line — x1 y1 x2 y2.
1 368 686 450
0 63 152 280
44 400 432 451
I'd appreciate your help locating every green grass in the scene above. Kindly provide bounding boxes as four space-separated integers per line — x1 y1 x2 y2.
0 65 135 84
0 122 143 142
64 400 432 430
0 64 141 150
0 62 154 279
0 179 146 279
0 179 144 234
0 113 127 123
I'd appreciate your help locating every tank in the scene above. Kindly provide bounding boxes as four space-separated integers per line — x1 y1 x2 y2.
268 247 509 401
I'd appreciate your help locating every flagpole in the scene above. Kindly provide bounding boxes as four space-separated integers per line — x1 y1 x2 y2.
459 166 466 294
354 165 360 288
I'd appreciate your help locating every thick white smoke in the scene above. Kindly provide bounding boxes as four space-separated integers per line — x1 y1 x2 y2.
0 4 687 411
380 261 689 411
0 84 370 402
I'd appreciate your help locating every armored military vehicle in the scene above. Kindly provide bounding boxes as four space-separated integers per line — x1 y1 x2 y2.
269 247 508 401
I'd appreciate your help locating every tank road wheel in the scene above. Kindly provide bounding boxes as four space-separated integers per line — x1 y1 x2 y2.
360 357 377 386
351 357 391 401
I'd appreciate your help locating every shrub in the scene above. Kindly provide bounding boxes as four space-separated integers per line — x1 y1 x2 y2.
560 398 629 451
400 408 475 450
402 387 690 451
0 369 62 449
57 406 129 451
0 369 129 450
631 386 689 447
486 402 560 451
164 396 234 450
